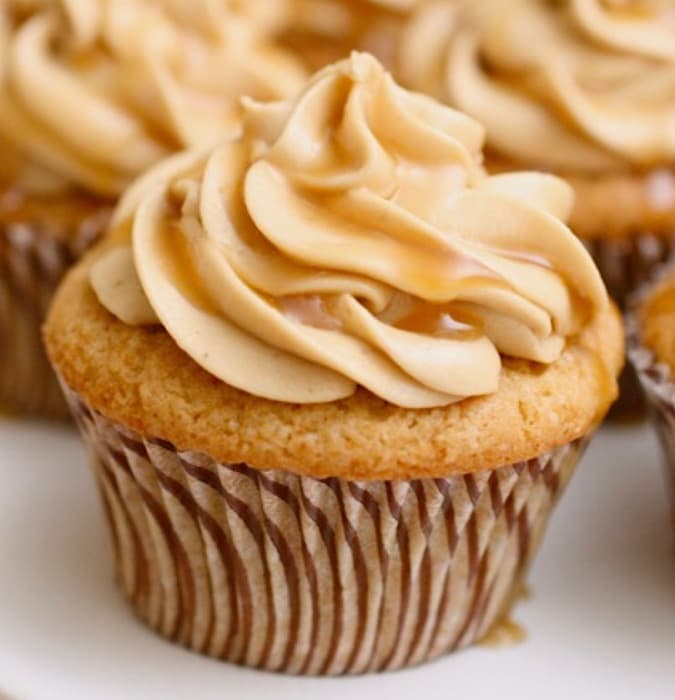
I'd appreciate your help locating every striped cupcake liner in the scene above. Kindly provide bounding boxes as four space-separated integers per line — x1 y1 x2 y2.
584 232 675 419
584 232 675 308
627 268 675 527
0 210 107 419
64 384 591 675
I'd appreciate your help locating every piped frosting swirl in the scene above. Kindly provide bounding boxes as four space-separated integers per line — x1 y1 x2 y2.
0 0 306 196
91 53 607 407
283 0 426 70
400 0 675 172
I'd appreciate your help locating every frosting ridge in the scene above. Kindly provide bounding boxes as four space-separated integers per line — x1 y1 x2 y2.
399 0 675 171
91 53 607 407
0 0 306 196
282 0 426 71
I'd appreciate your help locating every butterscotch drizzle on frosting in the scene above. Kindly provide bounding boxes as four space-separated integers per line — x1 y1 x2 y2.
392 299 485 341
0 0 306 197
91 53 607 407
278 295 345 332
400 0 675 172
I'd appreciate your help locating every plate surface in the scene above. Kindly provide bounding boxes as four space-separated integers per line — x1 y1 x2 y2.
0 419 673 700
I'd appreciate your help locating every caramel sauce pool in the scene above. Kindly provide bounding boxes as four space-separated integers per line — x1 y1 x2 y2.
480 618 527 649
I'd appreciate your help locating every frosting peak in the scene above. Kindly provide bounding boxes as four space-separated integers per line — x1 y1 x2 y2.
400 0 675 171
0 0 306 196
92 53 607 407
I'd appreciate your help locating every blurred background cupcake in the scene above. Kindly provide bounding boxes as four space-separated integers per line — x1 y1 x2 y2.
46 54 622 673
280 0 426 71
398 0 675 413
628 266 675 530
0 0 306 418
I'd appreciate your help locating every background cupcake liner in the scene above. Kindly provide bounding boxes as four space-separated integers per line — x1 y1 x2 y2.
584 232 675 308
0 211 107 418
64 384 590 675
627 275 675 526
584 231 675 418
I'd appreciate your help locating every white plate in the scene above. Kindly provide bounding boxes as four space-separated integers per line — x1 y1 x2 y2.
0 419 673 700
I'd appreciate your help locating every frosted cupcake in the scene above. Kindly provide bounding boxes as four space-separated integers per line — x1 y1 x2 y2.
46 54 622 673
282 0 426 71
399 0 675 305
628 268 675 528
0 0 305 418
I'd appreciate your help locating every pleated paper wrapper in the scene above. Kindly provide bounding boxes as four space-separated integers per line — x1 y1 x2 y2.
584 233 675 306
64 384 592 675
0 210 107 418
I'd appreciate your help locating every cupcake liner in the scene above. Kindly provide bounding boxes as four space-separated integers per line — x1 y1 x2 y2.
583 231 675 419
627 270 675 524
63 383 591 675
583 232 675 308
0 210 107 418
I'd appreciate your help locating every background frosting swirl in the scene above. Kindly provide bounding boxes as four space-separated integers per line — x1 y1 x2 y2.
400 0 675 172
0 0 306 196
91 53 607 407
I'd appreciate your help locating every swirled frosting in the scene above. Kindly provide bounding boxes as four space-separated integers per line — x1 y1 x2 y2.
90 53 607 407
400 0 675 172
284 0 427 70
224 0 293 35
0 0 306 196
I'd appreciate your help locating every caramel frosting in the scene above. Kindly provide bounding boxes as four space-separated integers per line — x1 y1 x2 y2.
0 0 306 196
91 53 607 407
291 0 427 39
400 0 675 172
224 0 293 35
285 0 426 65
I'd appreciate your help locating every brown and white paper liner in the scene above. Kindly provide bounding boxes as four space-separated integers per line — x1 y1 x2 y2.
584 233 675 308
627 276 675 526
0 212 107 419
64 385 590 675
584 232 675 418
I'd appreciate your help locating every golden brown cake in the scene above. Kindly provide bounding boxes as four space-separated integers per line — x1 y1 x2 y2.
635 275 675 377
0 0 306 418
46 54 623 673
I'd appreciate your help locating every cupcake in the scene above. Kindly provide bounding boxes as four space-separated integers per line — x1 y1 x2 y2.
281 0 426 71
398 0 675 415
0 0 305 418
628 267 675 527
45 54 623 673
399 0 675 305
